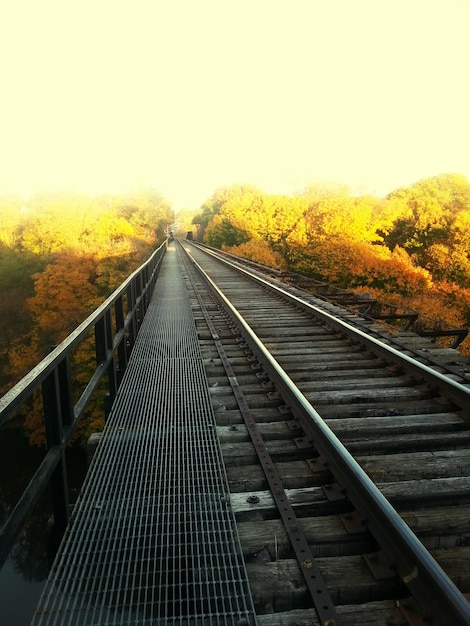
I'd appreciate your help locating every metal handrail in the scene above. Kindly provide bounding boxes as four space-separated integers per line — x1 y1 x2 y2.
0 240 167 569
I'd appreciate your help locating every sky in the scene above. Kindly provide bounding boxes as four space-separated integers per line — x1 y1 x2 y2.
1 0 469 211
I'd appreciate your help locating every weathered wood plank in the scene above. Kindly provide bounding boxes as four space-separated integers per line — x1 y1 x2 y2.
317 398 456 418
237 505 470 558
230 480 470 519
326 412 465 433
238 515 372 559
430 547 470 590
230 486 328 518
305 386 425 405
214 407 294 426
211 391 281 412
209 382 270 396
227 462 326 493
217 420 301 443
220 439 308 463
291 367 394 382
401 505 470 549
256 601 409 626
358 450 470 481
272 354 380 369
299 376 409 392
343 430 470 454
247 556 404 610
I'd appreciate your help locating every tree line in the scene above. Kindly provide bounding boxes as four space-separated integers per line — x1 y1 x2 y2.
192 173 470 355
2 174 470 444
0 190 173 444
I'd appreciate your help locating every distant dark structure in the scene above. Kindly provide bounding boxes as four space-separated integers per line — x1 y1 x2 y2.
186 231 193 240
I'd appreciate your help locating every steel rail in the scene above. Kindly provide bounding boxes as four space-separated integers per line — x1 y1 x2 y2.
179 241 341 625
194 242 470 412
184 243 470 626
195 242 469 348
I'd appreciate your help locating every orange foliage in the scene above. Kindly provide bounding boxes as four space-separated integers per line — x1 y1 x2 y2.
28 255 102 345
224 239 285 268
291 238 431 296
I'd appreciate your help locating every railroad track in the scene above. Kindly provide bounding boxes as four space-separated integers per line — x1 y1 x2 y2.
177 239 470 626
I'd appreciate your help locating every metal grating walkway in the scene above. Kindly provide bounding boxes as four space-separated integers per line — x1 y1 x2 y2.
32 245 256 626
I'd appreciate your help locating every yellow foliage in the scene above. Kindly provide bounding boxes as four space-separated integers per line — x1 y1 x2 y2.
200 174 469 355
355 283 470 355
0 189 172 445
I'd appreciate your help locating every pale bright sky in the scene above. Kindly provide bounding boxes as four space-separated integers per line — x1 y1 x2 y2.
1 0 469 210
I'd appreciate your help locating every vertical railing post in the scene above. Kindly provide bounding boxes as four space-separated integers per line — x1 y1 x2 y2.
94 316 106 367
144 263 150 310
126 281 137 354
115 295 127 385
104 309 117 405
42 365 70 535
136 273 143 329
95 311 117 420
57 355 74 429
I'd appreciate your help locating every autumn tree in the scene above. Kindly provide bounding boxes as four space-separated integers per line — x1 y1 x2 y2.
192 184 263 241
198 175 470 355
303 185 382 244
383 173 470 283
114 189 173 243
0 189 172 443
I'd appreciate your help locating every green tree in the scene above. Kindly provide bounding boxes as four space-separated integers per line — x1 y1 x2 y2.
205 215 249 248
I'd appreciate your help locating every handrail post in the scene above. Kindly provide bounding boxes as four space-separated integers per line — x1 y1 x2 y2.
57 354 74 428
115 294 127 384
126 282 137 353
136 274 143 330
95 312 117 419
105 309 117 406
42 365 70 535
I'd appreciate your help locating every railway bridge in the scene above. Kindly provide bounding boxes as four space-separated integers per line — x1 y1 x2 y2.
1 239 470 625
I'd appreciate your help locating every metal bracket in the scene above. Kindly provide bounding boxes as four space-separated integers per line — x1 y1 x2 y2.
363 550 396 580
260 380 274 390
255 371 268 380
322 482 347 502
339 510 367 534
306 456 329 471
294 435 313 449
396 597 430 626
